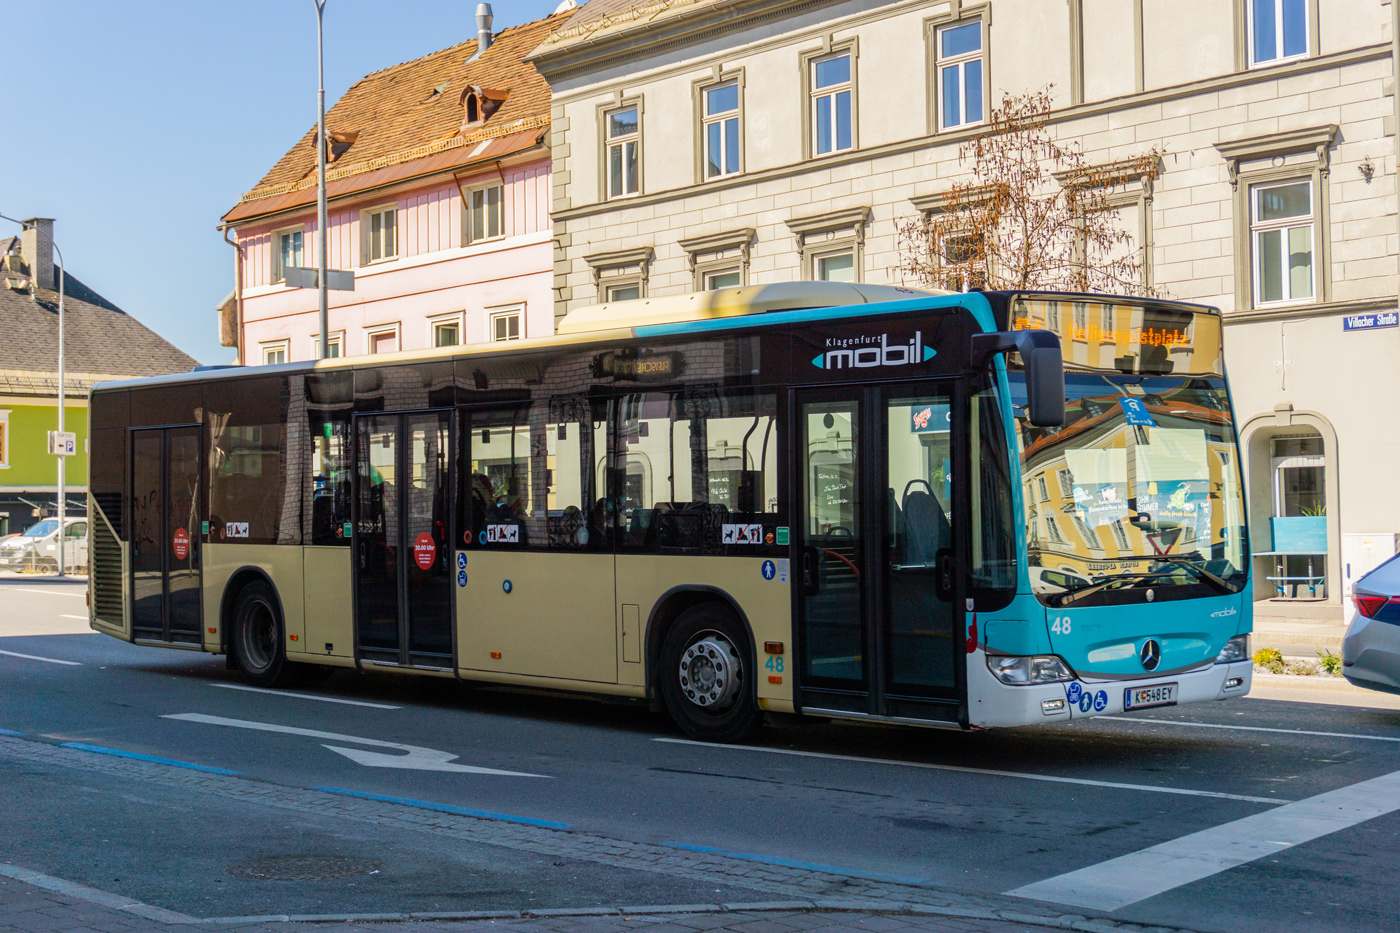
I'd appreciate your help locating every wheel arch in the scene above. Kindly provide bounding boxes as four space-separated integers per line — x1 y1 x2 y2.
644 585 756 707
219 565 284 656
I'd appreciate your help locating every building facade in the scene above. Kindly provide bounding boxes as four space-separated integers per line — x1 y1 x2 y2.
0 220 198 536
220 9 567 366
531 0 1399 618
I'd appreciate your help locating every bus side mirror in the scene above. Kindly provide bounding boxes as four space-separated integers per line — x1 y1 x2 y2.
1026 346 1065 428
971 328 1065 428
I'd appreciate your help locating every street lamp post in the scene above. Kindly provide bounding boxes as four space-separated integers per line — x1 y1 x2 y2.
0 212 67 576
314 0 329 359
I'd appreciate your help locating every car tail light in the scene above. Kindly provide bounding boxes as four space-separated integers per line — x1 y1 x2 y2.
1354 594 1389 618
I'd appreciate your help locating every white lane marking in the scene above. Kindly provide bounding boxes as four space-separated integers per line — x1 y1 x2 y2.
1008 767 1400 910
654 737 1285 805
60 615 88 621
0 649 81 666
1101 718 1400 744
0 588 87 597
164 712 547 776
211 683 400 709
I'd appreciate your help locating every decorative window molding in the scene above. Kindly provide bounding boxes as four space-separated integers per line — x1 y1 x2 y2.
787 207 870 283
361 203 398 264
310 331 344 359
1236 0 1318 71
679 228 754 290
1053 156 1163 290
585 246 653 301
487 305 524 342
260 340 290 366
365 322 401 355
599 96 643 200
799 38 858 161
1217 126 1336 310
693 68 744 183
924 3 990 134
428 311 466 348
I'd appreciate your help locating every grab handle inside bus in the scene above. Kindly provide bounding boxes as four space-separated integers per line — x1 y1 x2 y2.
970 329 1065 428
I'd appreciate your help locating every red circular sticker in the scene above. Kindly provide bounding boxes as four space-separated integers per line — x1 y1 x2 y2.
413 532 437 570
173 527 190 561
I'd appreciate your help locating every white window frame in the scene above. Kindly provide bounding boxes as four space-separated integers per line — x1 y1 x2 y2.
487 305 524 342
702 80 741 179
810 52 854 157
936 19 985 131
604 104 641 200
429 311 466 348
1247 0 1310 68
811 246 856 283
1250 179 1314 306
466 183 504 244
310 331 344 359
273 225 305 284
1037 475 1050 502
702 266 744 290
365 323 401 355
362 204 398 264
0 409 9 469
260 340 290 366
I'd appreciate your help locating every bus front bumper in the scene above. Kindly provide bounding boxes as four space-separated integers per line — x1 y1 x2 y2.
968 656 1252 728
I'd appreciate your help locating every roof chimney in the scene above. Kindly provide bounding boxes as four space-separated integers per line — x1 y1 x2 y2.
472 3 494 59
20 218 54 290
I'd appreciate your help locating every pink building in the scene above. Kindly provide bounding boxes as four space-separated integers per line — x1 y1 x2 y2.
219 8 563 364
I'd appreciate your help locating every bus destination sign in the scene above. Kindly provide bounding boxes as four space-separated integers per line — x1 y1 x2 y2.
592 349 685 381
1343 310 1399 332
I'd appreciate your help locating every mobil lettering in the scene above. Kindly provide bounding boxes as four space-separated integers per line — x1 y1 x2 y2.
812 331 937 370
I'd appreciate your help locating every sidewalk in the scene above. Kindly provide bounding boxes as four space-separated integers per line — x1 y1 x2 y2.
0 869 1105 933
1252 614 1346 657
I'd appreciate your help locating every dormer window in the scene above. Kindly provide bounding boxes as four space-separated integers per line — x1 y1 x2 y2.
324 129 359 163
460 85 509 130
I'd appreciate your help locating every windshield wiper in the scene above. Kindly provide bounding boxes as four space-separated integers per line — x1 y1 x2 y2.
1091 555 1235 595
1054 571 1177 607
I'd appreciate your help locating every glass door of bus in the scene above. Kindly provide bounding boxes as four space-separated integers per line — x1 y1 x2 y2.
130 425 201 643
794 384 962 721
353 411 454 668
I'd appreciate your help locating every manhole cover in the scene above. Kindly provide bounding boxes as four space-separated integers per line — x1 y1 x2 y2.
227 855 382 881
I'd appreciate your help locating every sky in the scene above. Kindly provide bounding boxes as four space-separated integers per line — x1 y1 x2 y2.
2 0 569 367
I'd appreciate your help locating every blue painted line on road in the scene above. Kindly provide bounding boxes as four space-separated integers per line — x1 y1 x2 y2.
60 742 241 776
663 842 926 885
318 787 571 829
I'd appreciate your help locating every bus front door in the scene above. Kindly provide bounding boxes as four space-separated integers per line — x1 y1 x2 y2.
353 412 454 669
794 384 963 723
130 425 202 643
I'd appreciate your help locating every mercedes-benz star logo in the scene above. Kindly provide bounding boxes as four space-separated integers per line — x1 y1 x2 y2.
1140 639 1162 672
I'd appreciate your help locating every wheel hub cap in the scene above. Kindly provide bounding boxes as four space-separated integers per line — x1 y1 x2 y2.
679 636 741 709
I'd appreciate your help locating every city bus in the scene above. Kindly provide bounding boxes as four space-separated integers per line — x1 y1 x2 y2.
86 284 1253 740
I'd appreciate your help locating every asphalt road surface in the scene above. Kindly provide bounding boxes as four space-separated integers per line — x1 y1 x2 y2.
2 575 1398 933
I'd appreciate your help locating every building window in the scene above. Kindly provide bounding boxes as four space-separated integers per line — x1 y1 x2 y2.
430 313 464 347
605 282 641 302
813 249 855 282
274 227 304 283
367 326 399 355
704 267 743 290
468 184 503 243
363 206 397 263
311 332 344 359
0 410 9 469
681 228 754 292
586 247 652 303
1251 180 1313 305
261 341 289 365
605 106 640 199
1248 0 1308 67
703 82 740 179
489 307 522 342
811 53 853 156
938 21 984 130
1037 475 1050 501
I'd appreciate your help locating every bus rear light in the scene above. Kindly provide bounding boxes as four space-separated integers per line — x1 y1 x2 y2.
208 627 217 634
764 641 784 654
490 651 502 659
1041 698 1066 714
1354 594 1390 619
768 675 782 684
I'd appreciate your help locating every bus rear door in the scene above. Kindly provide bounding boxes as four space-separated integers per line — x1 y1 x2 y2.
130 425 202 643
793 383 965 723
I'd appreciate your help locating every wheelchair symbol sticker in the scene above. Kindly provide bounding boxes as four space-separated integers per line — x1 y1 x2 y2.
456 552 467 570
1093 690 1108 712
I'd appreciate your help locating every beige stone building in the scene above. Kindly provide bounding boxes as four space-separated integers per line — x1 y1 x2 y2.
529 0 1399 619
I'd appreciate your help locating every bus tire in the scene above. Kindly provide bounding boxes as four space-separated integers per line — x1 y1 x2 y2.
659 603 760 743
231 580 296 688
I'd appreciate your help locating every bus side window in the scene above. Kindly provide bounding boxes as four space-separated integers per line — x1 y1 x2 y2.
970 382 1017 602
308 415 352 546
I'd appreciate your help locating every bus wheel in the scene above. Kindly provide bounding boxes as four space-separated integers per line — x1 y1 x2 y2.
660 604 760 742
231 580 294 688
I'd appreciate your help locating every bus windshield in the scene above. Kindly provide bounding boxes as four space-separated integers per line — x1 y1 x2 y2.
1008 297 1248 605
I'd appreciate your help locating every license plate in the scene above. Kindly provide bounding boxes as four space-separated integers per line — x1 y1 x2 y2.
1125 683 1178 710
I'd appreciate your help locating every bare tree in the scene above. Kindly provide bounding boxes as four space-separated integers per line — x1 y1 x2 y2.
896 88 1161 296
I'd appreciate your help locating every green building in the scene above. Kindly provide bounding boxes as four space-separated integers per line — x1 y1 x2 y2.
1 219 198 535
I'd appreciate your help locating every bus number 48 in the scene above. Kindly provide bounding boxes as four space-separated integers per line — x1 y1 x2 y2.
765 656 784 673
1051 616 1072 635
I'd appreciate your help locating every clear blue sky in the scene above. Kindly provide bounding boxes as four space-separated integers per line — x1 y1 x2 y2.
2 0 567 367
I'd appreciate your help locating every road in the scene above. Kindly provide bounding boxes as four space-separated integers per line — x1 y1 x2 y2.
2 576 1398 933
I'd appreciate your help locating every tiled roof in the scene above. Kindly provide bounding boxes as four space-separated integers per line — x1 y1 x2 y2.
0 272 199 394
533 0 722 56
224 11 568 224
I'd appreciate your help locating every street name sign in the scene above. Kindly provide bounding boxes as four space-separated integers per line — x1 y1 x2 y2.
284 266 356 290
1342 310 1399 332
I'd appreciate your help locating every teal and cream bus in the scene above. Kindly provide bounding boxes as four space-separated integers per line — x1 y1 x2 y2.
87 284 1252 740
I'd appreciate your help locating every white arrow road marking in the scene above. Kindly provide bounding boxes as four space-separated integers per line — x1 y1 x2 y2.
163 713 547 776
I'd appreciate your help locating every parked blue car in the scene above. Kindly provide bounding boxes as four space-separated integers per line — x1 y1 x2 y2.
1343 552 1400 695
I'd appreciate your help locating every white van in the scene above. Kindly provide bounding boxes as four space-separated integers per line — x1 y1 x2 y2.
0 517 88 573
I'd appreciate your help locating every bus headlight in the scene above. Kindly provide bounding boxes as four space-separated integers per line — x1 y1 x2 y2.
988 655 1073 685
1215 634 1250 664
